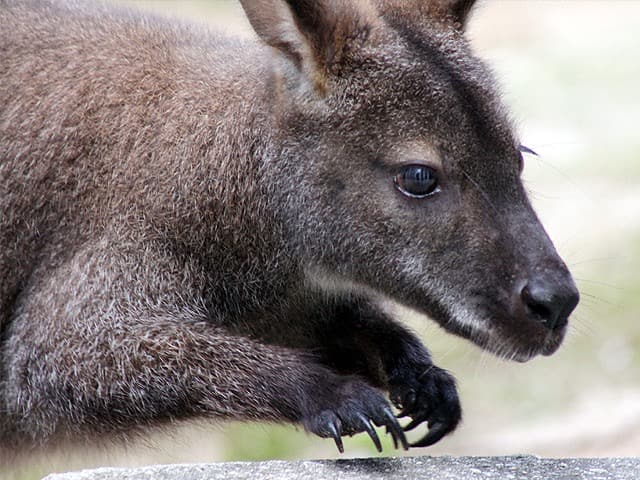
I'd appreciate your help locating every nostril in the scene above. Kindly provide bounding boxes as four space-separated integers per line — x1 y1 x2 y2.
521 285 551 319
520 282 579 331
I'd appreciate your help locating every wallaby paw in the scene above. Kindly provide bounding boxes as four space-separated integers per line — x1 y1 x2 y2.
389 364 461 447
302 378 409 453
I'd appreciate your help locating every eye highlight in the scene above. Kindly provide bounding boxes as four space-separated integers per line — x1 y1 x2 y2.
394 164 439 198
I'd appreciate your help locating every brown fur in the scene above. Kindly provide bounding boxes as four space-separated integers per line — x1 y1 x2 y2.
0 0 578 457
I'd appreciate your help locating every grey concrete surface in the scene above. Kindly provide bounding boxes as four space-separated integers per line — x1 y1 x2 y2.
42 455 640 480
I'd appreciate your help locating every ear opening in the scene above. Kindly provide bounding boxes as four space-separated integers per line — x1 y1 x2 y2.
239 0 379 93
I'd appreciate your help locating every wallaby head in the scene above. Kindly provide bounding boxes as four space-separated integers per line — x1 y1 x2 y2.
242 0 579 361
0 0 581 456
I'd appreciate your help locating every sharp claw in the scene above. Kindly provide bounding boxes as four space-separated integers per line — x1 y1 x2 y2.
383 408 409 451
411 421 448 448
328 422 344 454
403 414 428 432
357 414 382 453
402 402 433 429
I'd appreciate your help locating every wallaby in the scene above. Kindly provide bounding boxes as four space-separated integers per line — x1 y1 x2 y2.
0 0 579 457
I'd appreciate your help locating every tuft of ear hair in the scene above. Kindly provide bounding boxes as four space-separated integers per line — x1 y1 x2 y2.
375 0 478 31
239 0 379 94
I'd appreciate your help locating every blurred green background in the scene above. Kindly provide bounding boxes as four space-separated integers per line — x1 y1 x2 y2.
6 1 640 478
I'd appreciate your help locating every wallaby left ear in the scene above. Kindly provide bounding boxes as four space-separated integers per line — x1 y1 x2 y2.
440 0 477 29
375 0 477 31
239 0 379 94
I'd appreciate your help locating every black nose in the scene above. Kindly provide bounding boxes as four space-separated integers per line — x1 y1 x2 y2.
521 280 580 331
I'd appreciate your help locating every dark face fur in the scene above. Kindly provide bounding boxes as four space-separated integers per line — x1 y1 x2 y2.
247 0 579 362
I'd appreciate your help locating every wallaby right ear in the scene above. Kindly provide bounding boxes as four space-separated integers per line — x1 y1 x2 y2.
433 0 476 28
239 0 378 93
376 0 477 31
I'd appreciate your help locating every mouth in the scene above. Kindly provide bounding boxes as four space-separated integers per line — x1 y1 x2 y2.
540 326 567 356
488 321 567 362
440 305 569 363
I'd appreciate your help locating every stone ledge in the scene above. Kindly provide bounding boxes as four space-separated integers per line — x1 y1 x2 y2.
42 455 640 480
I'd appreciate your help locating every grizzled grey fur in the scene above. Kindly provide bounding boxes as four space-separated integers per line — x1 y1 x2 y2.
0 0 578 458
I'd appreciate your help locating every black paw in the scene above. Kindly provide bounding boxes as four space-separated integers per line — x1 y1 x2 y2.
302 377 409 453
389 364 461 447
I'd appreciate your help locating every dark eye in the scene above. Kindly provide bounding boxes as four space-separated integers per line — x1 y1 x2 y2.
394 164 439 198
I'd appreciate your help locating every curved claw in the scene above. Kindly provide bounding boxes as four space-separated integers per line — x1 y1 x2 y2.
328 422 344 454
411 421 448 448
357 414 382 453
383 408 409 451
403 413 428 432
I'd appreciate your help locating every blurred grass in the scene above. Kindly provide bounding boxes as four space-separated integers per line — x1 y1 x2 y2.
5 1 640 478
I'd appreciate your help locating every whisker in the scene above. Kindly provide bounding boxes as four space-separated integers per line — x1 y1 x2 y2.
526 151 583 191
574 277 621 290
527 142 581 149
460 167 499 214
439 341 463 365
578 291 612 305
476 350 489 375
523 185 559 201
569 319 596 338
577 301 602 311
568 257 622 267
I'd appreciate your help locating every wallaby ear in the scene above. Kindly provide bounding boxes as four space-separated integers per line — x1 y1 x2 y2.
376 0 477 31
239 0 378 92
437 0 477 29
